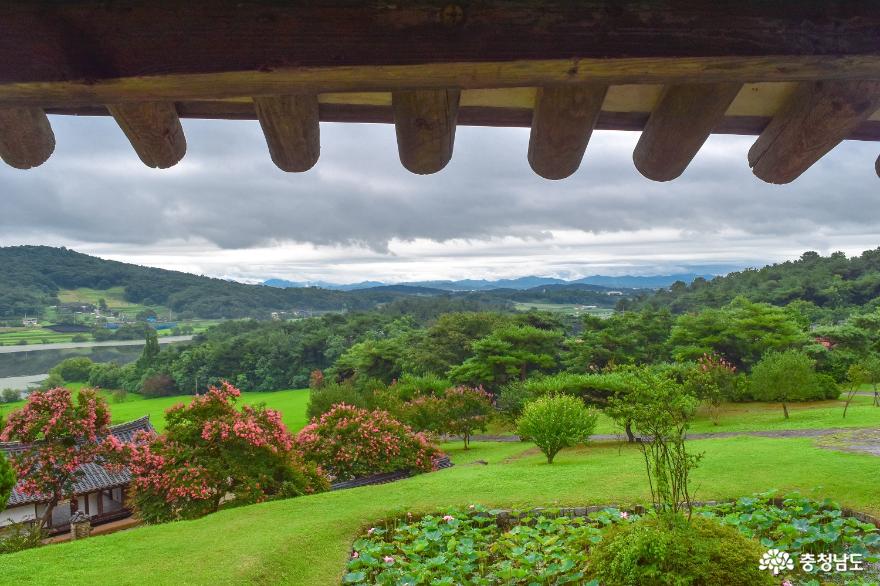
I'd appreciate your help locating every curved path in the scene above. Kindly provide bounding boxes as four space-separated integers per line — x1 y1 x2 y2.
470 426 880 456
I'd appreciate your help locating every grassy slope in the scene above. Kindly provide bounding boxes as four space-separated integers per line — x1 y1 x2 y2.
1 437 877 585
0 386 311 434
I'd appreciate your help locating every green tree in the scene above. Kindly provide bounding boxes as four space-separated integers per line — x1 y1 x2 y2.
49 357 94 382
564 308 673 371
0 450 15 509
862 354 880 406
749 350 820 418
843 363 868 418
136 328 161 371
450 324 562 389
516 394 597 464
404 312 505 375
669 297 807 369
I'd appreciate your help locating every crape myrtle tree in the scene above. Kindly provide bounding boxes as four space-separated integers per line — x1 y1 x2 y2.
0 387 119 530
123 382 328 523
438 386 493 449
450 324 563 389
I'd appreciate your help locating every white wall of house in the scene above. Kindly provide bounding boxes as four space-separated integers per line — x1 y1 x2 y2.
0 503 39 526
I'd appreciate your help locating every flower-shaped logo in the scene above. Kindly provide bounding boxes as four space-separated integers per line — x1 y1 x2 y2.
759 549 794 575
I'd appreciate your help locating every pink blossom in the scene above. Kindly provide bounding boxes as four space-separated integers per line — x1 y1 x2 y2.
443 515 454 522
367 527 376 535
383 556 394 564
351 551 359 559
619 511 629 520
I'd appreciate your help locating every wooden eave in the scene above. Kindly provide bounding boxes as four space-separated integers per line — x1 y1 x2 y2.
1 1 879 181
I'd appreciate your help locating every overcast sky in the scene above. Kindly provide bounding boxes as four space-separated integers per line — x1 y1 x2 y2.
1 114 878 284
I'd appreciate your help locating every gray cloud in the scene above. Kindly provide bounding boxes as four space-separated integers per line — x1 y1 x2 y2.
0 114 878 280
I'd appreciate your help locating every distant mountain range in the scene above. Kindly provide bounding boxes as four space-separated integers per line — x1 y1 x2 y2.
264 273 720 292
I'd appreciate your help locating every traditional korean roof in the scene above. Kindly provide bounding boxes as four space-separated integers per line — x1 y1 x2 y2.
0 2 878 181
1 416 154 508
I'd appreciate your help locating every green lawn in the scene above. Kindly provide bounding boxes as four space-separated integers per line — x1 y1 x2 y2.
1 436 877 585
0 386 311 434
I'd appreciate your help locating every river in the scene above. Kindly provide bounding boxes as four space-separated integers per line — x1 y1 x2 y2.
0 336 194 390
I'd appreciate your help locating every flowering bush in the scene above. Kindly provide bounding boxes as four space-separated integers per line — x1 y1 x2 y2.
296 404 441 481
124 381 328 523
0 387 119 529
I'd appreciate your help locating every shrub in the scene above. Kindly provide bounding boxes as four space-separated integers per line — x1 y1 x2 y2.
70 334 88 343
296 404 441 481
516 394 597 463
140 373 177 397
588 515 774 586
110 388 128 403
387 373 451 401
87 362 125 389
0 521 44 555
816 373 840 400
0 388 20 404
306 381 372 419
685 353 738 425
38 372 64 390
49 357 94 382
308 369 325 389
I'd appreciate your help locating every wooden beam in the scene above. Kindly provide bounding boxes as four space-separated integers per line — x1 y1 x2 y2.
106 102 186 168
5 56 880 108
749 80 880 184
253 95 320 172
392 90 460 174
0 107 54 169
528 85 607 179
633 83 742 181
4 2 880 87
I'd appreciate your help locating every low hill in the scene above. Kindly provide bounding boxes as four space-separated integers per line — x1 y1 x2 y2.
0 246 439 319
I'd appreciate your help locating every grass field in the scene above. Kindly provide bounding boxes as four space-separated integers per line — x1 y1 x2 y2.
0 385 311 434
1 436 877 585
57 287 138 308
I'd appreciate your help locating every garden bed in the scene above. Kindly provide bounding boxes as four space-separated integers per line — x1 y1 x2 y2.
344 493 880 585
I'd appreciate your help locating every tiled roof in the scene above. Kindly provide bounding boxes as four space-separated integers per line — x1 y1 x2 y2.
1 416 155 508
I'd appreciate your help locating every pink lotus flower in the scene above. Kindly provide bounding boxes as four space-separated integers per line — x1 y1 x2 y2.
383 556 394 564
443 515 454 522
619 511 629 520
782 581 793 586
351 551 358 559
367 527 376 535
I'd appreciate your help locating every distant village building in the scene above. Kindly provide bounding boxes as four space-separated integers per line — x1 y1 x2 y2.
20 317 38 327
606 291 624 296
0 417 154 533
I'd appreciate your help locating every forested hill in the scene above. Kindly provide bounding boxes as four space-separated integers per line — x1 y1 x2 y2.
0 246 444 318
0 246 627 320
628 249 880 316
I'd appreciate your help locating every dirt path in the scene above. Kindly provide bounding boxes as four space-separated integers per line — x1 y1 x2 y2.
469 426 880 456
